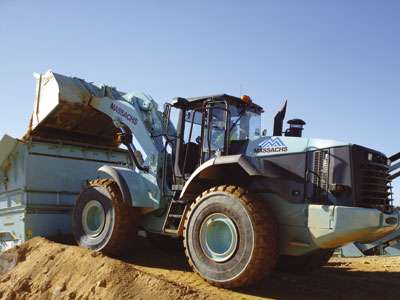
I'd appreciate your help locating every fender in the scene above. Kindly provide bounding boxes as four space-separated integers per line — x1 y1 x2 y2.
98 165 160 210
179 155 262 200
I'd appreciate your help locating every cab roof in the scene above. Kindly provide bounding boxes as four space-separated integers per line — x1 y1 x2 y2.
172 94 264 113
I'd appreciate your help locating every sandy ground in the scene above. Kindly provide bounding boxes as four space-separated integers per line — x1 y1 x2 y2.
0 237 399 300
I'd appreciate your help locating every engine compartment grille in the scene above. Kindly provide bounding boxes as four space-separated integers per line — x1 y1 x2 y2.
353 146 393 212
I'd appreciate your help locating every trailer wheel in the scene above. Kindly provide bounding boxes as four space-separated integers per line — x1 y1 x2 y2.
275 249 334 273
183 185 278 288
73 179 139 256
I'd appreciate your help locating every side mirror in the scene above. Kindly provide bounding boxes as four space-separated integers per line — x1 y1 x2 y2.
162 103 171 124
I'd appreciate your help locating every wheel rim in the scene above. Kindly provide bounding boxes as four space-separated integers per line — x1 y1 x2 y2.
82 200 105 237
200 213 238 262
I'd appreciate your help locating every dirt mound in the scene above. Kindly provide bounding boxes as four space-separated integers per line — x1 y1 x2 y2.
0 237 219 300
1 236 400 300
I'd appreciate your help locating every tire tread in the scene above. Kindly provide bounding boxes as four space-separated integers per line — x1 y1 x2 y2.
73 179 139 256
183 185 278 288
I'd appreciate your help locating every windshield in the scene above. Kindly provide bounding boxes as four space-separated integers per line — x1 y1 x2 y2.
181 102 262 164
229 106 261 140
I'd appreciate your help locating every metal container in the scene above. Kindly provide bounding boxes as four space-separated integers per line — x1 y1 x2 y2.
0 134 132 251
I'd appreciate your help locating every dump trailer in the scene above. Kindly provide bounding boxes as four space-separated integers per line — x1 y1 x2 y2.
0 135 132 251
1 70 399 288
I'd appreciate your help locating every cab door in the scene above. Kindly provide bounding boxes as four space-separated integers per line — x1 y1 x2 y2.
201 103 229 163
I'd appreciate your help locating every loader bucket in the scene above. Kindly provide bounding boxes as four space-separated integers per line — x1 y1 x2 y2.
25 70 124 147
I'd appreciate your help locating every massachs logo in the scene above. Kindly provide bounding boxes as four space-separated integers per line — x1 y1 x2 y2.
259 137 285 148
254 137 288 154
110 103 138 125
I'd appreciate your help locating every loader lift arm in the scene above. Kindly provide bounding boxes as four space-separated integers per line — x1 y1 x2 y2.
29 70 176 213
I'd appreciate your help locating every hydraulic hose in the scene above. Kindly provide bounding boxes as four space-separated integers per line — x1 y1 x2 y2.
120 126 149 173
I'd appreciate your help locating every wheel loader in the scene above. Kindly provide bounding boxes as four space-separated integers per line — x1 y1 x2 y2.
1 70 399 288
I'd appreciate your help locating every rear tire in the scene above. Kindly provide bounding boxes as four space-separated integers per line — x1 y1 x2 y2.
184 185 278 288
73 179 139 256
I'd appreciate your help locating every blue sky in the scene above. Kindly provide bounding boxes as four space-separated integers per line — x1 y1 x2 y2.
1 0 399 203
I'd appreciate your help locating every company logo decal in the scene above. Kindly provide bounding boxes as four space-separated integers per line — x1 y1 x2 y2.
254 137 288 154
110 103 138 125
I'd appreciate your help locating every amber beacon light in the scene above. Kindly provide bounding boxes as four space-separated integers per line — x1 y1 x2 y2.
241 95 251 103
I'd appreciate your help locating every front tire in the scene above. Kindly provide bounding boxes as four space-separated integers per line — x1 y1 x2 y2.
184 186 278 288
73 179 139 256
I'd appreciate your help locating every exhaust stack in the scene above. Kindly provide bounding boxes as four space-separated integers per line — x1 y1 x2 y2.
273 100 287 136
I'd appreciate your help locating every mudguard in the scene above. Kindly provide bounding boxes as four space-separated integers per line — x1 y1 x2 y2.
98 165 160 210
179 155 261 200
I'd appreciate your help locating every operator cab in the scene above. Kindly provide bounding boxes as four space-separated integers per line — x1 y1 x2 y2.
169 94 263 189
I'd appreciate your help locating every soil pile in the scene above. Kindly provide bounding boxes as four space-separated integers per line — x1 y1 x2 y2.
1 236 400 300
0 237 219 300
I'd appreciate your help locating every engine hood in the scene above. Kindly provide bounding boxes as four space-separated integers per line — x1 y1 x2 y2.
246 136 350 157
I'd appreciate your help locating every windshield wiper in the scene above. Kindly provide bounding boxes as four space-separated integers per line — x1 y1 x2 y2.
230 110 245 131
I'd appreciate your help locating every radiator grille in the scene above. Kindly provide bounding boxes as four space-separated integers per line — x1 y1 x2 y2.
311 150 329 203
